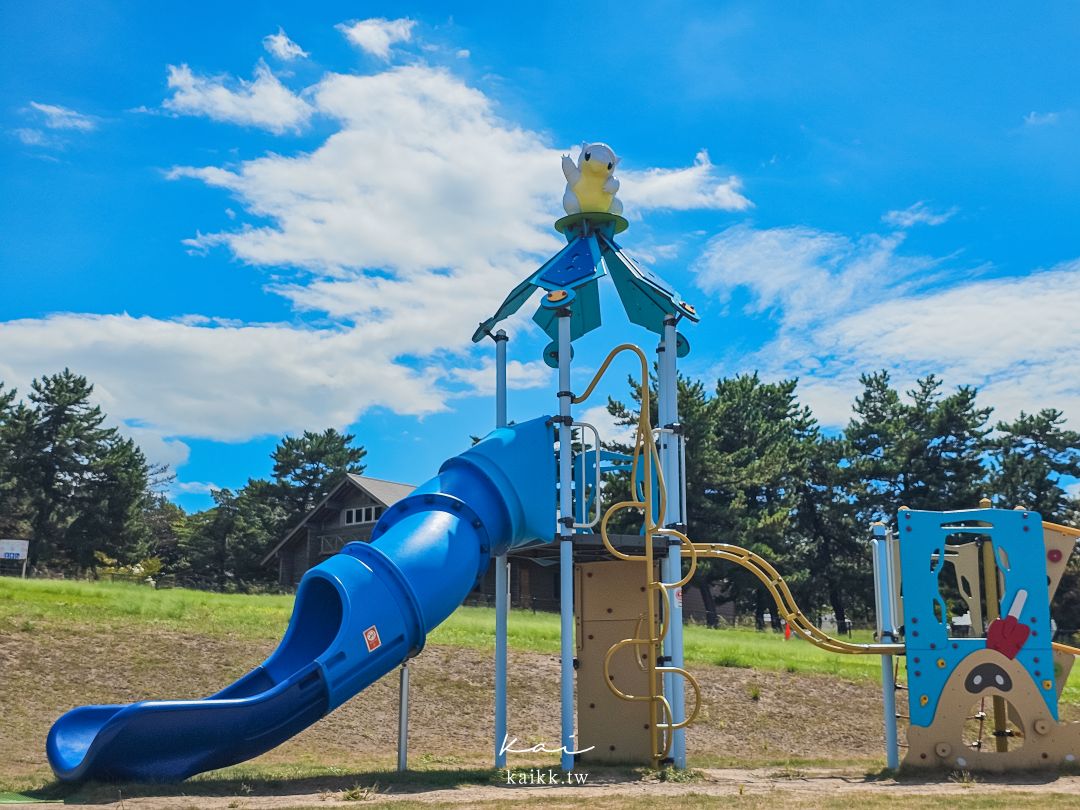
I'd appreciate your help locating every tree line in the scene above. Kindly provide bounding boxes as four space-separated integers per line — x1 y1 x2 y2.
3 367 1079 637
605 369 1080 635
0 369 365 590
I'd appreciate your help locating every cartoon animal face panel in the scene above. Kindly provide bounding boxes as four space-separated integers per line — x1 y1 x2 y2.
905 648 1079 771
579 142 619 175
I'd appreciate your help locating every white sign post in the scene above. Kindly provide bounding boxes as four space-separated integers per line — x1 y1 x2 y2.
0 539 30 578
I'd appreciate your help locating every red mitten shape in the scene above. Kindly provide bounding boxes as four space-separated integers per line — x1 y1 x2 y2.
986 615 1031 660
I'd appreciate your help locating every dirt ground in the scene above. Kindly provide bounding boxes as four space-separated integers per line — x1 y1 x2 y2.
13 767 1080 809
5 621 1080 807
1 623 893 780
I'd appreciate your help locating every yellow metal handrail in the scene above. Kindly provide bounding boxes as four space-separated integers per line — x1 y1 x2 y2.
686 542 904 655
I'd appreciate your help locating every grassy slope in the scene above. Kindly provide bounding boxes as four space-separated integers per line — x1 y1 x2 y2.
4 578 1077 702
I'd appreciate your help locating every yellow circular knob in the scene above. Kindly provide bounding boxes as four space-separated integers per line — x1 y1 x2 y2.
546 290 568 303
920 694 929 706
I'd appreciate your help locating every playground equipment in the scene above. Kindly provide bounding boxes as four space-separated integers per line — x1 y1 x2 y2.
893 506 1080 770
47 418 556 781
46 141 1080 781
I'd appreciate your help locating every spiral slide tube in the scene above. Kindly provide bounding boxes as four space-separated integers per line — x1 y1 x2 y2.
46 416 555 782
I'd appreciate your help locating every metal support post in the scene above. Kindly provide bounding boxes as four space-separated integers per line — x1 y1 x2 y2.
493 329 510 768
658 315 686 767
557 310 575 771
981 535 1008 752
871 523 899 770
397 662 410 771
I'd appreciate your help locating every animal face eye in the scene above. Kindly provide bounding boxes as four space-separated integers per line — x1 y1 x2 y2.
607 162 613 170
584 152 591 161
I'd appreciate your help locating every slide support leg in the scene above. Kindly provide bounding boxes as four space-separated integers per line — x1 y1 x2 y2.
397 663 409 772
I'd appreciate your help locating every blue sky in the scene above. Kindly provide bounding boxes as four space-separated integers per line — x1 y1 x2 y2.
2 3 1079 511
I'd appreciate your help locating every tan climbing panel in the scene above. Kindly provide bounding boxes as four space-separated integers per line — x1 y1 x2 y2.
576 559 659 765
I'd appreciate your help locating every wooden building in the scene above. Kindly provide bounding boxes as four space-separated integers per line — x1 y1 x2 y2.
261 474 415 588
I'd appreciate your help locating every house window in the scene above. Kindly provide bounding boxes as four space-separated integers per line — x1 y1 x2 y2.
343 506 381 526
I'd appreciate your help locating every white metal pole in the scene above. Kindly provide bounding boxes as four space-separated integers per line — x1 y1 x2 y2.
493 329 510 769
657 334 675 760
557 310 575 772
397 662 410 771
871 523 899 770
659 315 686 767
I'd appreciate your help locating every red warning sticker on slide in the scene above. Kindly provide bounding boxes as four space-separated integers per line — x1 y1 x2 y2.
364 625 381 653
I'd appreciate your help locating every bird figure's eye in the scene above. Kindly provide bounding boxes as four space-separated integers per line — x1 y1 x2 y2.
607 162 613 170
584 152 591 161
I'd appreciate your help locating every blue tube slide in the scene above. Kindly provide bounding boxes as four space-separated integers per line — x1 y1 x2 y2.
47 416 555 782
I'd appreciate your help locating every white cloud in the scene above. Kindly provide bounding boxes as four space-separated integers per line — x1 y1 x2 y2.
1 57 750 461
578 404 637 447
120 425 191 470
694 224 1080 428
1024 111 1059 127
448 359 551 396
166 66 754 276
695 224 938 328
163 61 313 134
173 480 221 495
882 201 957 229
815 262 1080 423
29 101 96 131
14 128 48 146
0 313 445 443
337 18 416 60
166 64 743 380
169 65 561 273
620 150 752 212
263 27 309 61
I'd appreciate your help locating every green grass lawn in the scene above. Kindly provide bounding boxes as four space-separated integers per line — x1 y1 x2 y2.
2 577 1078 703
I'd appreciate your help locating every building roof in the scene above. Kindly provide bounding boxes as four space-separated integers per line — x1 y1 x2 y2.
346 474 414 509
260 473 415 566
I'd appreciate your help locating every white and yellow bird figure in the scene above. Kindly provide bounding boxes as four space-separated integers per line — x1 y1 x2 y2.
561 141 623 216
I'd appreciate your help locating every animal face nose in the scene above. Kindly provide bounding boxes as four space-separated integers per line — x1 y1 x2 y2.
965 662 1013 694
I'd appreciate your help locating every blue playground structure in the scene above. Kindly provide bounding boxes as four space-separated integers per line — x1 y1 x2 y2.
47 141 1080 781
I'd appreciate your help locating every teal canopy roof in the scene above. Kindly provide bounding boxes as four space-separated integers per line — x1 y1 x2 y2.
471 214 699 345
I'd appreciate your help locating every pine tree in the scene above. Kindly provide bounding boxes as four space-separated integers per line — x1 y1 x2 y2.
271 428 367 528
988 409 1080 519
846 371 991 523
0 383 33 539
